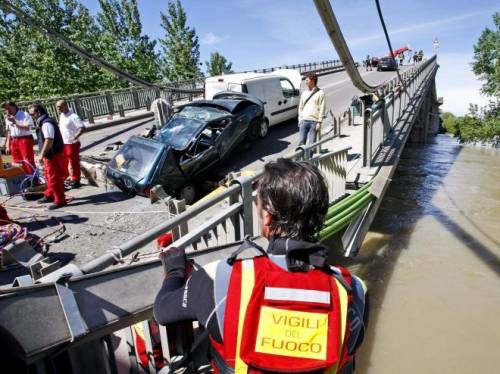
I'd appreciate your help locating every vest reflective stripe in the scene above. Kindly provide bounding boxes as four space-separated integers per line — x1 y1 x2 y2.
235 260 254 374
264 287 331 304
325 278 349 374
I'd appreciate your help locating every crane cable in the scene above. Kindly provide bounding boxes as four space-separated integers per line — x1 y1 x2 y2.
374 0 409 98
0 0 158 89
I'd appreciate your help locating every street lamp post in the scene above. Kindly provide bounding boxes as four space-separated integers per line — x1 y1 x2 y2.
433 37 440 53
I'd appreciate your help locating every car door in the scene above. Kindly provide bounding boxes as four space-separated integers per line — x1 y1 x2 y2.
178 134 219 180
217 112 250 159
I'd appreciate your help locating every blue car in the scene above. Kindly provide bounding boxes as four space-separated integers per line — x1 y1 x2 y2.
106 93 264 203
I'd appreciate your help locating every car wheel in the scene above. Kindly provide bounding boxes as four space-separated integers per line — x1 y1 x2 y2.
259 119 269 138
179 184 196 205
247 119 261 141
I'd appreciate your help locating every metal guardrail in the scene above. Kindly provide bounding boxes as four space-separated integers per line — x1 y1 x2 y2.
241 59 343 74
1 59 352 136
363 57 438 167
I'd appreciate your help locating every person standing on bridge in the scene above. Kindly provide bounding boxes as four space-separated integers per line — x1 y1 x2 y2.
154 158 368 373
1 101 36 176
28 103 66 210
298 72 326 147
56 100 85 189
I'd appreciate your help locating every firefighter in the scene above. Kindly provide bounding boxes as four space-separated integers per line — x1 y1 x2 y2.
28 104 66 210
154 158 368 373
1 101 36 176
56 99 85 189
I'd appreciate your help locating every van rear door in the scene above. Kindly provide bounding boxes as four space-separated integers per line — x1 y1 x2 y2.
205 78 244 99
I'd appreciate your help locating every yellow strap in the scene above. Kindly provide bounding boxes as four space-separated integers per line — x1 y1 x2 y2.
235 260 255 374
326 278 349 374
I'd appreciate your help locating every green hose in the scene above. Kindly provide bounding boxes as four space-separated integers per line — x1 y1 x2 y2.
324 192 373 228
319 194 371 240
325 181 372 219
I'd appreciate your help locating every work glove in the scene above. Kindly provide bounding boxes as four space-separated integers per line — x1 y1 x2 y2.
159 247 186 278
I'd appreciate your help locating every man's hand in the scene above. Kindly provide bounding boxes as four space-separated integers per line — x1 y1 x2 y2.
37 156 44 166
159 247 186 277
315 122 322 131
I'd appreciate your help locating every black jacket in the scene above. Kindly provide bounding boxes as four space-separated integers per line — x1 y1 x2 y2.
154 237 338 343
37 114 63 159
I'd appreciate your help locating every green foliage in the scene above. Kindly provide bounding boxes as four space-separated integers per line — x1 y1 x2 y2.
0 0 108 101
97 0 160 88
206 52 233 76
441 112 459 135
159 0 202 82
441 101 500 143
472 12 500 98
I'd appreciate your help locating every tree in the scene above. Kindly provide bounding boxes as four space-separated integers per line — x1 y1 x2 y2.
0 0 108 100
472 12 500 98
441 112 458 135
97 0 160 88
206 52 233 76
159 0 202 82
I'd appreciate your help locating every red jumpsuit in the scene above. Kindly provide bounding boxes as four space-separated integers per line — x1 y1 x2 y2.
7 110 36 175
39 115 66 205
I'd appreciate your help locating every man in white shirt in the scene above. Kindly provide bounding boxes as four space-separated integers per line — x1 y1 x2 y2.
298 72 326 147
1 101 36 176
56 100 85 189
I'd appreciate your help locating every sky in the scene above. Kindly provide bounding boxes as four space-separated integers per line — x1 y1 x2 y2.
82 0 498 115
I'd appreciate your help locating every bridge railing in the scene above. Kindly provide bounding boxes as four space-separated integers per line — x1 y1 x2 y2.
363 56 438 167
1 59 352 136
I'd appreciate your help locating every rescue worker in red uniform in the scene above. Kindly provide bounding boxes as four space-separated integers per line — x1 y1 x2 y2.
154 158 368 373
28 104 66 210
56 99 85 189
1 101 36 176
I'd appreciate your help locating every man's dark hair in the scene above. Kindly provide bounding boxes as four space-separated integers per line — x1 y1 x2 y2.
1 100 17 109
28 103 47 115
258 158 328 241
305 72 318 85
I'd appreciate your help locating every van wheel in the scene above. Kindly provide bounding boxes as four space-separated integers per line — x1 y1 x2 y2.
247 119 261 141
179 184 196 205
259 119 269 138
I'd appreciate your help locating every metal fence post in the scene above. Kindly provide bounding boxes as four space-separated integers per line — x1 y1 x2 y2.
86 109 95 124
118 104 125 118
74 97 83 119
105 92 114 115
232 176 254 238
362 108 373 168
132 89 140 109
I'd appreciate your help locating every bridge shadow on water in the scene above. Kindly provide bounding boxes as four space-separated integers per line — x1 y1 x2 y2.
325 134 500 372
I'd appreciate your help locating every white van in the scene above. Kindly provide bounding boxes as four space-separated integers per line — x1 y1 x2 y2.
205 69 303 136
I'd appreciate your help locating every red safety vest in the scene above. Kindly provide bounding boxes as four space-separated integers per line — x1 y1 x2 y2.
211 255 354 373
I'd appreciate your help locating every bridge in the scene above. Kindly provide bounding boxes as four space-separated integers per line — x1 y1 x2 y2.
0 0 449 371
0 52 441 372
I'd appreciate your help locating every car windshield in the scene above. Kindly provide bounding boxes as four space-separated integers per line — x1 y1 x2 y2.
109 139 162 181
155 105 228 149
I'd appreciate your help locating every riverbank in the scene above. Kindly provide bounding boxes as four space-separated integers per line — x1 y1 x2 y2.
334 134 500 373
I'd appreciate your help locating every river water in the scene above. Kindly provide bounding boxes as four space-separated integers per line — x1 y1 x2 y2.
339 134 500 373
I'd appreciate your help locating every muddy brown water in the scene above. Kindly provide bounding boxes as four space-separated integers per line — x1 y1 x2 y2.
331 134 500 373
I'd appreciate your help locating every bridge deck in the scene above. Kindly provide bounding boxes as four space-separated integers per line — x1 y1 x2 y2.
0 65 412 286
